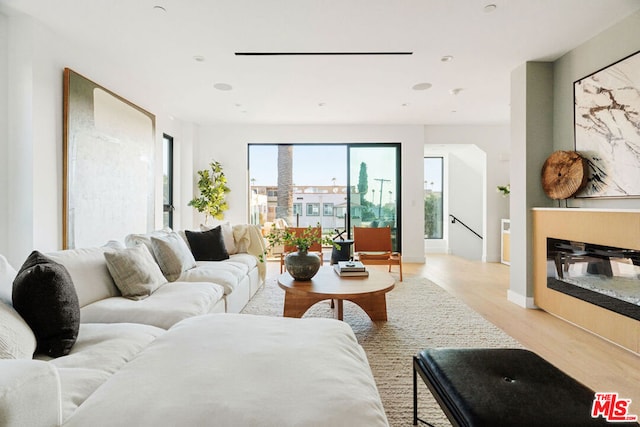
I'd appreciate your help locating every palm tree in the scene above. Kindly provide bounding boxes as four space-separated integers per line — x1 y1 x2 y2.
277 145 294 225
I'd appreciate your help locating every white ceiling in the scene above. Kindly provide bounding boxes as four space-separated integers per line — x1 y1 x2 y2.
2 0 640 126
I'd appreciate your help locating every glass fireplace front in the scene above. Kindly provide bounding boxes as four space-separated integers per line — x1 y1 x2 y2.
546 238 640 321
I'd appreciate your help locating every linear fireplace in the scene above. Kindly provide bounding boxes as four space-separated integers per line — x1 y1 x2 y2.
547 237 640 321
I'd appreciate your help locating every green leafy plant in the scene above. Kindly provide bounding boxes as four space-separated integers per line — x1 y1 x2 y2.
264 225 336 252
188 161 230 223
497 184 510 197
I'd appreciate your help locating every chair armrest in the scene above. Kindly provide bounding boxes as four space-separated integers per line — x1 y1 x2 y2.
0 360 61 427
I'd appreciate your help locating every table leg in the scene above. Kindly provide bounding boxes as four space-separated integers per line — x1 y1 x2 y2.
282 292 325 318
349 294 388 321
335 299 344 321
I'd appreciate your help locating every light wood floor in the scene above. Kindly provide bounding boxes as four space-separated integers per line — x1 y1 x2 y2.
410 254 640 409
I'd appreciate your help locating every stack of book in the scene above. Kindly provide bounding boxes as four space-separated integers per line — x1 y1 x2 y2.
333 261 369 277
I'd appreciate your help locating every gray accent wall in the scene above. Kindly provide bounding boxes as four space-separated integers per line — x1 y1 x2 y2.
509 9 640 307
553 10 640 210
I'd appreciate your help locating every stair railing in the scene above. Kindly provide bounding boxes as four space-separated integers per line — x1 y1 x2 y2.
449 214 482 239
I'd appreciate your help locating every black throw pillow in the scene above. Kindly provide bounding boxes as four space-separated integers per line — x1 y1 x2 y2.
185 227 230 261
12 251 80 357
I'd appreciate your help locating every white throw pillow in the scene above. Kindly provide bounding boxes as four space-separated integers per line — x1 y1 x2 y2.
0 300 36 359
151 232 197 281
201 222 237 254
104 245 167 300
0 255 17 306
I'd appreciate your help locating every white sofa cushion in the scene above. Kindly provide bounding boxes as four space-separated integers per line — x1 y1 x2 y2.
79 282 225 329
47 247 120 308
0 255 16 306
179 263 246 295
64 314 389 427
228 252 258 270
150 232 197 281
104 245 166 300
0 359 62 427
0 301 36 359
36 323 163 422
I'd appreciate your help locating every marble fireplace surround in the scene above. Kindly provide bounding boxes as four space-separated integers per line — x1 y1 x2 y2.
533 208 640 354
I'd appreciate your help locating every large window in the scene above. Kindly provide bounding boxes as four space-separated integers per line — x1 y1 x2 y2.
424 157 443 239
248 143 401 251
162 134 174 228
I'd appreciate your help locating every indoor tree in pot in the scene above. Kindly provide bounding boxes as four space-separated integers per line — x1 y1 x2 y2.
188 161 230 224
264 225 337 280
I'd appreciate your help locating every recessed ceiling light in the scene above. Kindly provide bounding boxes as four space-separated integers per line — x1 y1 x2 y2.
214 83 233 91
483 4 497 13
193 55 205 62
441 55 454 62
412 82 432 91
153 5 167 12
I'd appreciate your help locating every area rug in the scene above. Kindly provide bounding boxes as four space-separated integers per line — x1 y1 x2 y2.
242 273 522 427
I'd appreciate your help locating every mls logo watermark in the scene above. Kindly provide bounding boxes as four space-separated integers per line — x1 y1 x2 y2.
592 392 638 422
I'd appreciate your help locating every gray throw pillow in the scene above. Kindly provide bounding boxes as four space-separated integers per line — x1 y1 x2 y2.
104 245 166 300
186 227 230 261
150 232 197 281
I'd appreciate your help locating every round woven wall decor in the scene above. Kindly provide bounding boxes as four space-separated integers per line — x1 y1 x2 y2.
541 151 588 200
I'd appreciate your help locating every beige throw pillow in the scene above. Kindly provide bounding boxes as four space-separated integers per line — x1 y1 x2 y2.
0 300 37 359
0 254 17 305
104 245 166 300
151 232 197 281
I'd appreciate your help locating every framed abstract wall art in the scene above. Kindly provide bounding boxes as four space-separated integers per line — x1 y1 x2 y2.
574 50 640 198
63 68 155 248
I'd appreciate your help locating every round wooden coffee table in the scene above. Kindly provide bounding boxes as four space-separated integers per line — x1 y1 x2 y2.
277 266 395 321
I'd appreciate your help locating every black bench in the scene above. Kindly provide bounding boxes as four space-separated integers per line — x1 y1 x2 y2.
413 348 639 427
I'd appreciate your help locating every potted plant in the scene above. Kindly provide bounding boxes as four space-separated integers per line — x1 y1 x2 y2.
497 184 510 197
264 225 337 280
188 161 230 224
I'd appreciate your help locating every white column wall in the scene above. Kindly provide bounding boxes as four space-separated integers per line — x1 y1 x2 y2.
509 62 554 308
0 12 8 258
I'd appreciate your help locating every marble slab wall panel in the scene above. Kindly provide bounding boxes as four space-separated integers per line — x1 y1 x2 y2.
574 50 640 198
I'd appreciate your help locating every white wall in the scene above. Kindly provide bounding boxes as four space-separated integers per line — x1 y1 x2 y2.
448 146 484 261
0 13 192 265
193 125 426 263
0 12 8 258
424 125 510 263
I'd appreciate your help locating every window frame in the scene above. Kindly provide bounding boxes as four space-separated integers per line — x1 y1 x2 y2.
306 203 320 217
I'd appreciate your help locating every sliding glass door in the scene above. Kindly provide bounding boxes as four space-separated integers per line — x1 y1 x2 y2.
248 143 401 250
348 144 401 252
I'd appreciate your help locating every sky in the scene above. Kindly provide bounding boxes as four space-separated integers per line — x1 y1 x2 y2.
249 145 397 189
249 145 443 196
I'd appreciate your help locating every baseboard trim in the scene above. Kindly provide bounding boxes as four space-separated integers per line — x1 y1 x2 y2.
507 290 538 309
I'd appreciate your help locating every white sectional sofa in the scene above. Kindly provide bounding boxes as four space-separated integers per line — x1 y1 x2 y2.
0 223 390 427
